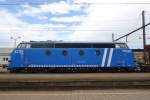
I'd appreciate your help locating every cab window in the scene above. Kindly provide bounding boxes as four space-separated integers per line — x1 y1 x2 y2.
17 43 31 48
115 43 128 48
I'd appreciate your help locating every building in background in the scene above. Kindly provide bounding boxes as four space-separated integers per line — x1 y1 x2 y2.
132 49 144 64
0 48 13 67
145 45 150 64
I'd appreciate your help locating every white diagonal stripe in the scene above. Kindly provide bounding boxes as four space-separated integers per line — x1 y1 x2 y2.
107 48 114 67
101 48 108 67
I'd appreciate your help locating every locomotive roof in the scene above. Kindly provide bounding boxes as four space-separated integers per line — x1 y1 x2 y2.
21 41 125 44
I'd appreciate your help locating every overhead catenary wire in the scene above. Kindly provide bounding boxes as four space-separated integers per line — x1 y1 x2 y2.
73 2 150 5
1 2 150 5
0 29 119 31
114 22 150 41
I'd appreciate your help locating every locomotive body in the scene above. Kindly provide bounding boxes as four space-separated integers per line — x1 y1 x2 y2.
8 41 137 72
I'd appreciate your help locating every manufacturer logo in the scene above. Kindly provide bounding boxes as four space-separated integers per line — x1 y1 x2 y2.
14 50 24 55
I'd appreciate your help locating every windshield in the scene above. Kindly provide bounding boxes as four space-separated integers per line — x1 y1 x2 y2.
17 43 31 48
115 43 128 48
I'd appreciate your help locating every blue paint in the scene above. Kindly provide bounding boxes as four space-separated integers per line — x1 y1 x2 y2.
8 41 137 71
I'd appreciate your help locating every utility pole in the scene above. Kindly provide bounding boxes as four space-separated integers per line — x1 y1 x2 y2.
126 36 128 42
10 36 21 48
112 33 114 42
142 10 146 63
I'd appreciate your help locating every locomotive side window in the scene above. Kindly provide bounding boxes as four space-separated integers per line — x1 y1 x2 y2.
17 42 128 49
79 50 85 56
31 43 53 48
92 44 115 48
62 50 68 56
55 43 116 48
55 43 91 48
95 50 101 56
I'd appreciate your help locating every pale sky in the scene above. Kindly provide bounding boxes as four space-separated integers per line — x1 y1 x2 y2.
0 0 150 48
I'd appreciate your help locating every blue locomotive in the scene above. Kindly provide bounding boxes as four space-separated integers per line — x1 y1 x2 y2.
8 41 137 72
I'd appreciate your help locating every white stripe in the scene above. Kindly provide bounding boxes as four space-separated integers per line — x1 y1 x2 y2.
107 48 114 67
101 48 108 67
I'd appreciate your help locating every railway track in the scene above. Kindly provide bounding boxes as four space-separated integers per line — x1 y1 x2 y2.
1 80 150 90
0 73 149 90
